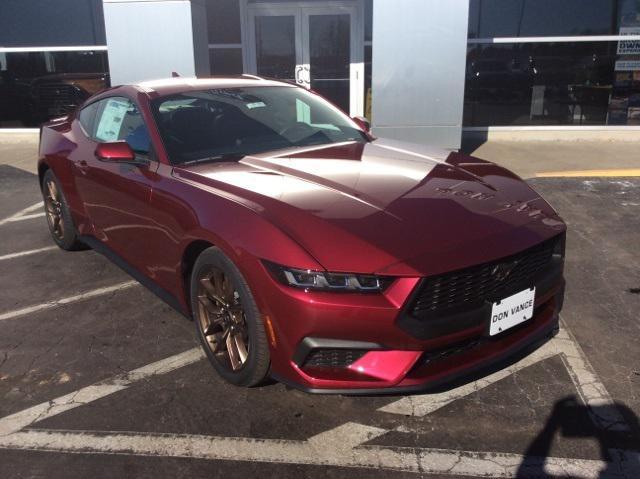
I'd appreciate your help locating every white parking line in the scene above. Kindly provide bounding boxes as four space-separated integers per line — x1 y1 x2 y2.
379 345 557 417
0 281 139 322
0 428 615 479
0 202 44 226
378 323 630 432
0 319 635 476
0 246 58 261
0 347 204 436
2 212 46 223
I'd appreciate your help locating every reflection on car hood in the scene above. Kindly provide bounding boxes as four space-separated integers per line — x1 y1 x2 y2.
174 138 565 275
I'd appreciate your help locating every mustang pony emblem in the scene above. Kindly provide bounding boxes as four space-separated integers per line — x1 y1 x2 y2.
491 260 519 281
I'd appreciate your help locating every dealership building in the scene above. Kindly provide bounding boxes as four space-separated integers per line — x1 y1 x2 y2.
1 0 639 149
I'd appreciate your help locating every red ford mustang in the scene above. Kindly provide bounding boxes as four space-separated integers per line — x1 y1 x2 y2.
38 77 566 393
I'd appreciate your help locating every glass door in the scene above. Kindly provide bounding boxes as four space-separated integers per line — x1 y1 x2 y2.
302 7 358 114
247 6 302 84
246 2 363 116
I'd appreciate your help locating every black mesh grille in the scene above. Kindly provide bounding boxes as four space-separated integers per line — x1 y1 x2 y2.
415 338 482 368
303 349 367 368
410 236 560 320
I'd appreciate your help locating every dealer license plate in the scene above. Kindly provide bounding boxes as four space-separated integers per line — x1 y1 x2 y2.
489 287 536 336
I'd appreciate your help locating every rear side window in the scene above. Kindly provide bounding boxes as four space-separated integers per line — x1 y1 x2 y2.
78 102 99 136
91 97 151 156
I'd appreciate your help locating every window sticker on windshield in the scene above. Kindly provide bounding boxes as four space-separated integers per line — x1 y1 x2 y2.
95 99 129 142
246 101 266 109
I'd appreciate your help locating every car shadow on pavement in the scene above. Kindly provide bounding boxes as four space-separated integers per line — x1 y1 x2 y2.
516 396 640 478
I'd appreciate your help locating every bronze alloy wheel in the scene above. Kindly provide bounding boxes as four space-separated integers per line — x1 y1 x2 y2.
44 177 65 240
191 247 270 387
196 268 250 371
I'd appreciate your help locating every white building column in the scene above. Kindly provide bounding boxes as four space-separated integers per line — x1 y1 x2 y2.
371 0 469 150
103 0 210 85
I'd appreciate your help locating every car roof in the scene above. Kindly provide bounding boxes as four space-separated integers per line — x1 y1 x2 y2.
133 76 294 96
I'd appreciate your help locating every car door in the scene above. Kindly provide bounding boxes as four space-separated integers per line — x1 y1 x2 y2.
73 95 161 263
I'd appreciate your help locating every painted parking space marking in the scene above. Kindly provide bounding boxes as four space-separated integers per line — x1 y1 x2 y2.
0 320 637 477
0 428 617 479
379 322 630 432
0 347 204 436
379 344 557 417
0 202 44 226
0 246 58 261
0 280 139 322
2 212 46 223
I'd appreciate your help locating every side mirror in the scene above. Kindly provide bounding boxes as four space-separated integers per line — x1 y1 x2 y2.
352 115 371 132
94 141 136 163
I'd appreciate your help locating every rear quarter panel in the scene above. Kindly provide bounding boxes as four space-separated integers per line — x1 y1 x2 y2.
38 117 92 232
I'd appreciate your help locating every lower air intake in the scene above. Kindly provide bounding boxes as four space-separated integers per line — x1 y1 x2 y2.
303 349 367 368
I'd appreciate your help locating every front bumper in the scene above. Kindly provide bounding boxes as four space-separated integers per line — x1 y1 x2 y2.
243 253 565 394
275 315 559 395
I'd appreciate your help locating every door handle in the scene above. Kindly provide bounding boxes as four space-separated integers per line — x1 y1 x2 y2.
77 160 89 172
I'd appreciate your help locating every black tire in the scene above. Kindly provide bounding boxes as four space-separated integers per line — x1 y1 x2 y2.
190 247 270 387
41 169 85 251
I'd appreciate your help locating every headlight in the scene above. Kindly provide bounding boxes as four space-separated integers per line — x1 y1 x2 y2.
264 261 394 293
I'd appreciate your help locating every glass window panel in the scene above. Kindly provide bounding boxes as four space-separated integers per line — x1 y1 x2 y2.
255 15 296 80
617 0 640 29
49 51 109 74
118 101 151 155
92 97 150 154
205 0 241 44
468 0 616 38
309 14 351 112
0 50 109 128
209 48 243 75
365 0 373 42
151 86 367 164
464 41 640 126
78 101 100 136
95 97 130 142
0 0 105 47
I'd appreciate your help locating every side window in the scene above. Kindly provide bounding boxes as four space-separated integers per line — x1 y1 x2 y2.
93 97 151 156
78 101 99 137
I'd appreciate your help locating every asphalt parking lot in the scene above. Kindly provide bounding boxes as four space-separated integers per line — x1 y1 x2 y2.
0 163 639 478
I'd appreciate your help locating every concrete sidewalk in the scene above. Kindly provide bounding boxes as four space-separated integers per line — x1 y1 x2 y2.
465 139 640 179
1 131 639 179
0 133 38 175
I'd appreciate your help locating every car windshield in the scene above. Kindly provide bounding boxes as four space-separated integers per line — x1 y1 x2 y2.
150 85 368 165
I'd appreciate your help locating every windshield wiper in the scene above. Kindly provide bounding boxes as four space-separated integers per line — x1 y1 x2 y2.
180 153 245 166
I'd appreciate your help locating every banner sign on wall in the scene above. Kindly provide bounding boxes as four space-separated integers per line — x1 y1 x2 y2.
617 27 640 55
615 60 640 71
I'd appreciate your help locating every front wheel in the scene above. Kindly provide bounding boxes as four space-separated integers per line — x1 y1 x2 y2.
191 247 270 387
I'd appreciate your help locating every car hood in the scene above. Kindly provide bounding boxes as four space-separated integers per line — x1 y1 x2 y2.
174 139 566 276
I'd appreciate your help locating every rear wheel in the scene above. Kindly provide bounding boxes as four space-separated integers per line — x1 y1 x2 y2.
42 169 84 251
191 247 270 387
